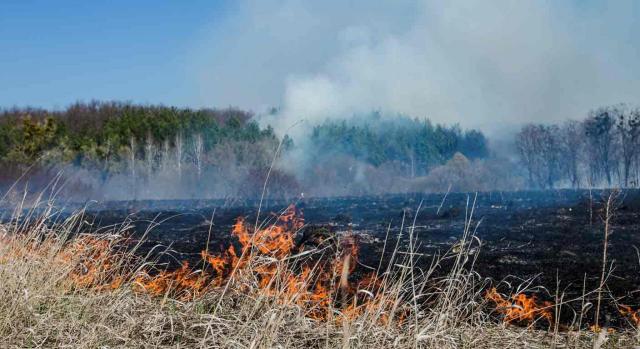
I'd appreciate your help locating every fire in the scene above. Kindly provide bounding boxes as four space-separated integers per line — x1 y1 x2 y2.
0 204 402 326
0 234 126 291
57 237 125 290
134 205 304 300
232 217 295 259
201 245 240 286
134 261 209 300
6 206 640 331
485 287 553 325
619 305 640 327
129 204 403 325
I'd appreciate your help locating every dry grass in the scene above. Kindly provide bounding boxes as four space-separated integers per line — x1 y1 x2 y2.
0 200 637 348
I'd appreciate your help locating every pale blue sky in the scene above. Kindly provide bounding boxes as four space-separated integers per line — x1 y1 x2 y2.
0 0 235 108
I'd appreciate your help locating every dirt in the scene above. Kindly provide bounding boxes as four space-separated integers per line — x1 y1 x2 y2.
86 189 640 328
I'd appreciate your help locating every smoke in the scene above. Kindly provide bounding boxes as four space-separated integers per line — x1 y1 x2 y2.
5 1 640 201
195 0 640 137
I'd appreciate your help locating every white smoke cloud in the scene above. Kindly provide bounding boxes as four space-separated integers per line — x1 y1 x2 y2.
194 0 640 136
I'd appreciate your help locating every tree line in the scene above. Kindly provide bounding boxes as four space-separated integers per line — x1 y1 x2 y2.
0 102 493 198
0 102 285 198
516 104 640 189
310 113 488 178
0 101 279 170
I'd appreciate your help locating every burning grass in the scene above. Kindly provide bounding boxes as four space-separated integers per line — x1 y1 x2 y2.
619 305 640 328
485 287 553 326
0 202 637 348
132 205 400 323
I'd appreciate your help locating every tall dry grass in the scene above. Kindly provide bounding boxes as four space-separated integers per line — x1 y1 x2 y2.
0 198 636 348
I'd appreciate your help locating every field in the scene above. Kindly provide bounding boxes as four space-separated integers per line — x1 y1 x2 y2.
0 190 639 347
90 190 640 322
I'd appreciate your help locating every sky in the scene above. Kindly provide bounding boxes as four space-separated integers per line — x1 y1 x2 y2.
2 0 640 134
0 0 231 109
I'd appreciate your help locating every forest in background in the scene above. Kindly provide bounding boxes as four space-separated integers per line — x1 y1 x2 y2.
0 101 501 200
516 104 640 189
3 100 636 200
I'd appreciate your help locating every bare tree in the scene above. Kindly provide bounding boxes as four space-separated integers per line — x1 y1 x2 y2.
539 125 562 189
516 125 540 188
144 132 156 179
128 135 137 197
560 120 584 188
516 104 640 189
584 107 618 186
175 132 184 178
193 133 204 180
516 124 562 189
617 107 640 187
161 139 171 173
128 135 137 179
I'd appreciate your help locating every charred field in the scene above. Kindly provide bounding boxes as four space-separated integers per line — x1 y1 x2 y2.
85 189 640 328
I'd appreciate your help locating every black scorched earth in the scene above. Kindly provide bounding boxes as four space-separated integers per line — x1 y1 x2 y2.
84 189 640 327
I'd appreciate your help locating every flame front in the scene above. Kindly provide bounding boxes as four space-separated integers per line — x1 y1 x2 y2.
130 205 392 323
58 237 125 290
0 235 126 291
485 287 553 325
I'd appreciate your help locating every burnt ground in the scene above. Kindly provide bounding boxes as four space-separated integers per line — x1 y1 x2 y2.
82 189 640 328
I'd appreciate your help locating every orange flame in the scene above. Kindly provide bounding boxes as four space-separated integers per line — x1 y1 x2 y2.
619 305 640 328
57 236 127 290
231 204 301 258
0 234 127 291
134 261 209 300
130 205 396 324
201 244 240 286
2 205 402 326
133 205 303 300
485 287 553 325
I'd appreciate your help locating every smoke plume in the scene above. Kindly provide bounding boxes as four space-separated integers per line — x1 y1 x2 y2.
196 0 640 137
